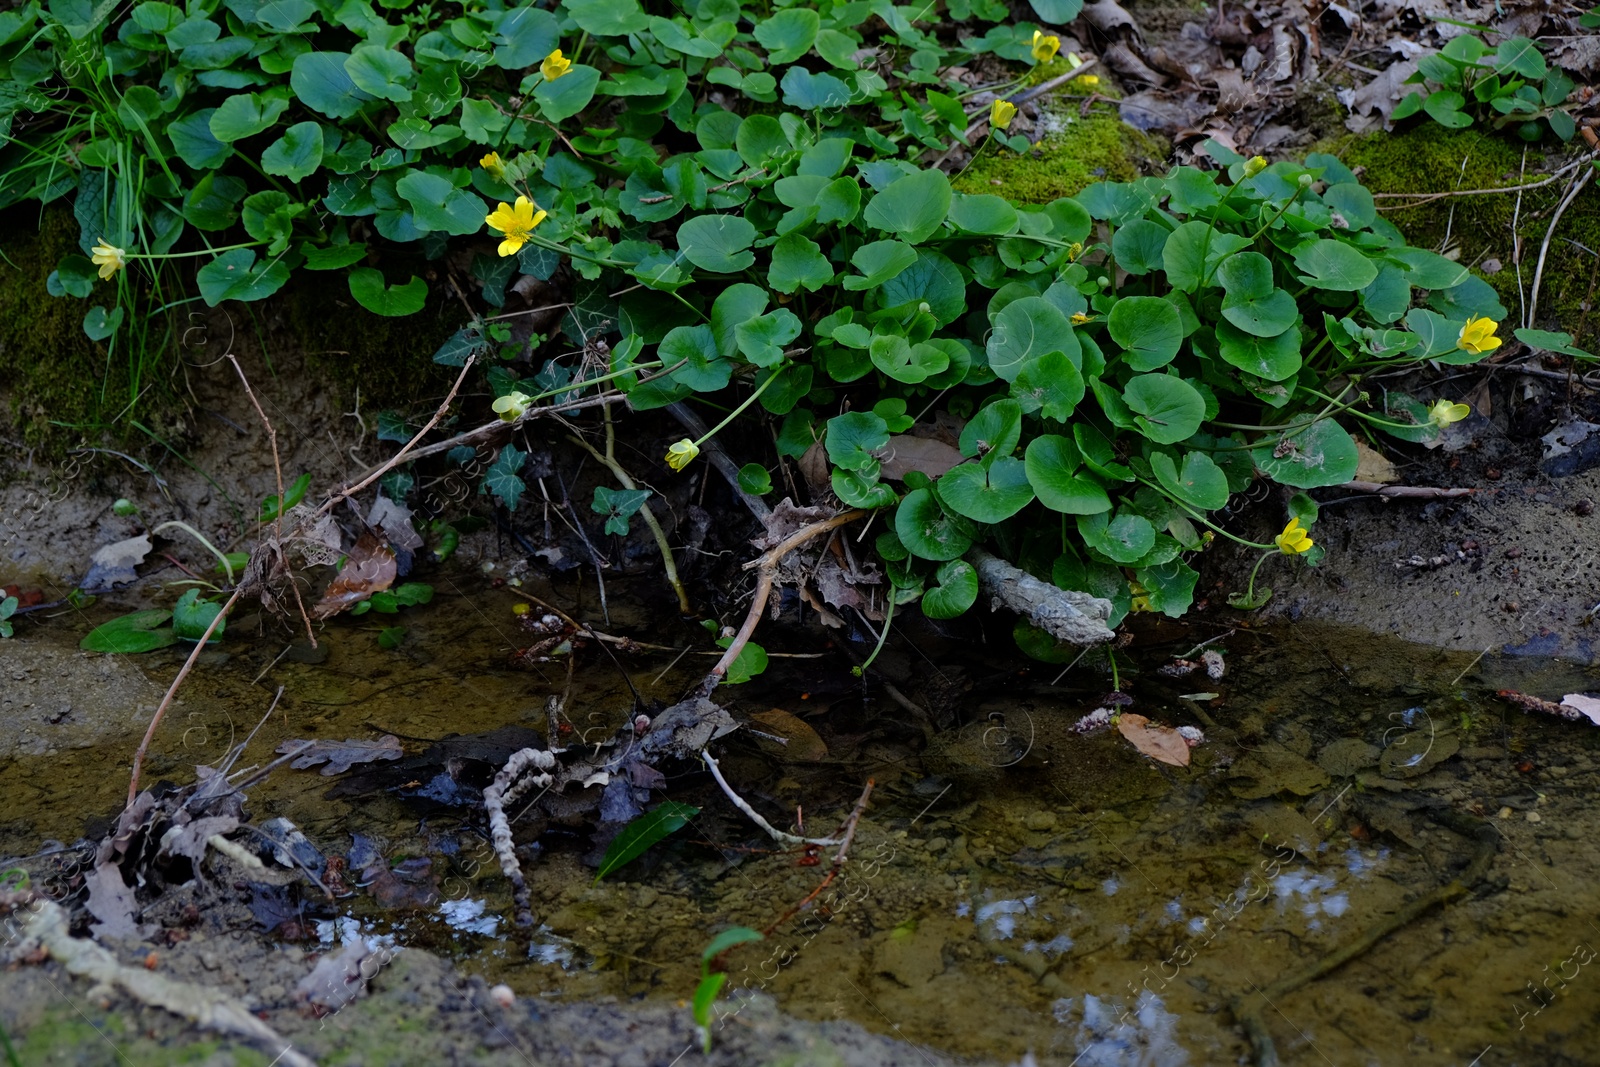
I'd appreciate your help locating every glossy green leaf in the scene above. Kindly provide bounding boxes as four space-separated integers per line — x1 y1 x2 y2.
676 214 757 273
922 559 979 618
1108 296 1183 371
1025 435 1111 514
826 410 889 473
895 488 973 561
1151 450 1229 509
291 52 369 119
209 92 289 142
662 324 730 391
863 169 952 246
1078 510 1156 564
197 249 290 305
948 193 1020 236
1216 319 1302 380
843 240 917 290
345 47 412 102
938 456 1034 523
870 333 950 384
172 588 225 643
754 8 819 63
534 65 601 122
767 233 832 293
80 610 177 654
348 267 427 316
1011 351 1084 422
1161 221 1249 292
1110 219 1169 275
260 121 323 181
987 297 1078 382
1292 239 1378 291
1250 419 1360 488
594 801 700 882
734 309 802 368
1123 374 1205 444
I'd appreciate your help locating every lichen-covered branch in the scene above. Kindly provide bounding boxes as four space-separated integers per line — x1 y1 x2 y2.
966 547 1115 646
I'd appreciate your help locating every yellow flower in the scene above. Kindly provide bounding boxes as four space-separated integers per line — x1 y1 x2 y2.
1242 156 1268 179
479 151 505 179
1457 315 1501 356
1072 74 1100 89
541 49 571 81
1274 518 1313 556
492 390 532 422
665 438 699 472
1067 241 1083 259
1429 399 1471 427
1070 312 1092 325
91 238 126 281
990 99 1017 130
484 195 547 257
1031 30 1060 63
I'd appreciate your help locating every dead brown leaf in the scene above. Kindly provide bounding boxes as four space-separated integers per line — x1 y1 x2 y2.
279 735 403 775
880 435 965 481
1353 440 1398 483
1116 713 1192 767
750 708 830 762
311 530 396 618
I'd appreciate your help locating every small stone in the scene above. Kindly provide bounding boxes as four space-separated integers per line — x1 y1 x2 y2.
1023 812 1057 832
925 837 948 853
636 887 658 908
489 984 515 1008
1526 811 1542 823
1498 807 1514 819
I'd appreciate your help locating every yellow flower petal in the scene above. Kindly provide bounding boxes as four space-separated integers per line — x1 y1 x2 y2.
479 151 505 179
990 99 1017 130
1274 518 1314 555
91 238 126 281
665 439 699 472
1457 315 1501 356
485 196 544 258
1428 399 1471 427
1031 31 1060 63
1242 156 1268 178
492 391 532 422
1070 312 1092 324
541 49 571 81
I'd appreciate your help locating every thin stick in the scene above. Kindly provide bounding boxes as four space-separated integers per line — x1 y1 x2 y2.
1331 481 1477 499
1528 165 1595 326
127 586 244 810
702 750 843 847
225 353 315 643
763 778 876 934
1372 153 1594 206
699 510 866 693
318 353 477 517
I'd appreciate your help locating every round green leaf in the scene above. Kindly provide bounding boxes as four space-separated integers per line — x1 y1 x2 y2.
1215 251 1274 298
753 8 819 63
1123 374 1205 444
948 193 1019 236
987 296 1079 383
534 65 601 122
677 214 757 273
1110 219 1169 275
959 399 1023 460
1251 419 1360 488
896 488 973 561
1162 221 1249 292
938 457 1035 523
830 468 897 509
83 305 124 341
922 559 979 619
1151 450 1229 510
1216 319 1302 381
344 47 413 102
260 121 323 181
843 240 916 291
880 250 965 325
1108 296 1183 371
1078 510 1156 564
826 410 890 473
348 267 427 316
734 309 802 368
870 333 950 384
290 52 369 120
168 109 232 168
780 67 851 109
1221 287 1299 338
209 92 289 142
661 324 729 391
863 169 952 246
1025 435 1111 515
1292 239 1378 291
767 233 832 293
568 0 649 35
1012 350 1084 422
196 248 291 305
737 463 773 496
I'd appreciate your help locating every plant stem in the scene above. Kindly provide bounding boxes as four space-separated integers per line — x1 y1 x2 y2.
855 594 897 675
691 370 781 447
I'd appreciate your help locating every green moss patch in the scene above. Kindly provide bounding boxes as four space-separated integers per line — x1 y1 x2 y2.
955 110 1166 204
1325 125 1600 346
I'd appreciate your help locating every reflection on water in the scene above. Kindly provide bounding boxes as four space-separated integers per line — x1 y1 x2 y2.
6 594 1600 1065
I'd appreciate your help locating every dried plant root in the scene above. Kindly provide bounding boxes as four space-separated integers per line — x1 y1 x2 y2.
484 747 556 928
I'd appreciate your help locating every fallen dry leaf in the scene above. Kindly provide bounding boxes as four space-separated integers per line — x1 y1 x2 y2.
1116 713 1192 767
312 530 396 618
750 708 830 762
82 534 153 593
1353 440 1398 483
279 735 403 775
880 435 965 481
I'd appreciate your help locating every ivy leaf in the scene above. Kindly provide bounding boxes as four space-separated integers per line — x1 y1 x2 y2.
348 267 427 316
863 169 952 245
592 486 652 536
481 444 528 510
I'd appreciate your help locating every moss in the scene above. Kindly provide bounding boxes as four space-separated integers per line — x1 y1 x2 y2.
281 266 463 415
954 110 1166 204
1320 125 1600 346
0 204 133 453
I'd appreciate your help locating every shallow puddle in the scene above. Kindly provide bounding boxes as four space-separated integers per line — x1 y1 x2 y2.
5 577 1600 1066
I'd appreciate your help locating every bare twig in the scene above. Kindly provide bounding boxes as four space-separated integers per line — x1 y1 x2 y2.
1331 481 1477 499
1529 164 1596 326
1373 152 1595 208
762 777 876 935
318 353 478 517
701 750 844 847
698 510 867 694
126 585 244 811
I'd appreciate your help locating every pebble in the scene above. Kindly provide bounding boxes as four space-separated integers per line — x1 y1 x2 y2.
489 984 516 1008
636 888 658 908
1526 812 1542 823
1498 807 1514 819
925 838 948 853
1023 812 1056 832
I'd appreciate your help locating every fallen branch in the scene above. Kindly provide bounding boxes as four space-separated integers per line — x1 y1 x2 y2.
762 777 876 935
483 747 556 928
1334 481 1477 499
966 547 1115 646
8 899 316 1067
701 750 844 848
